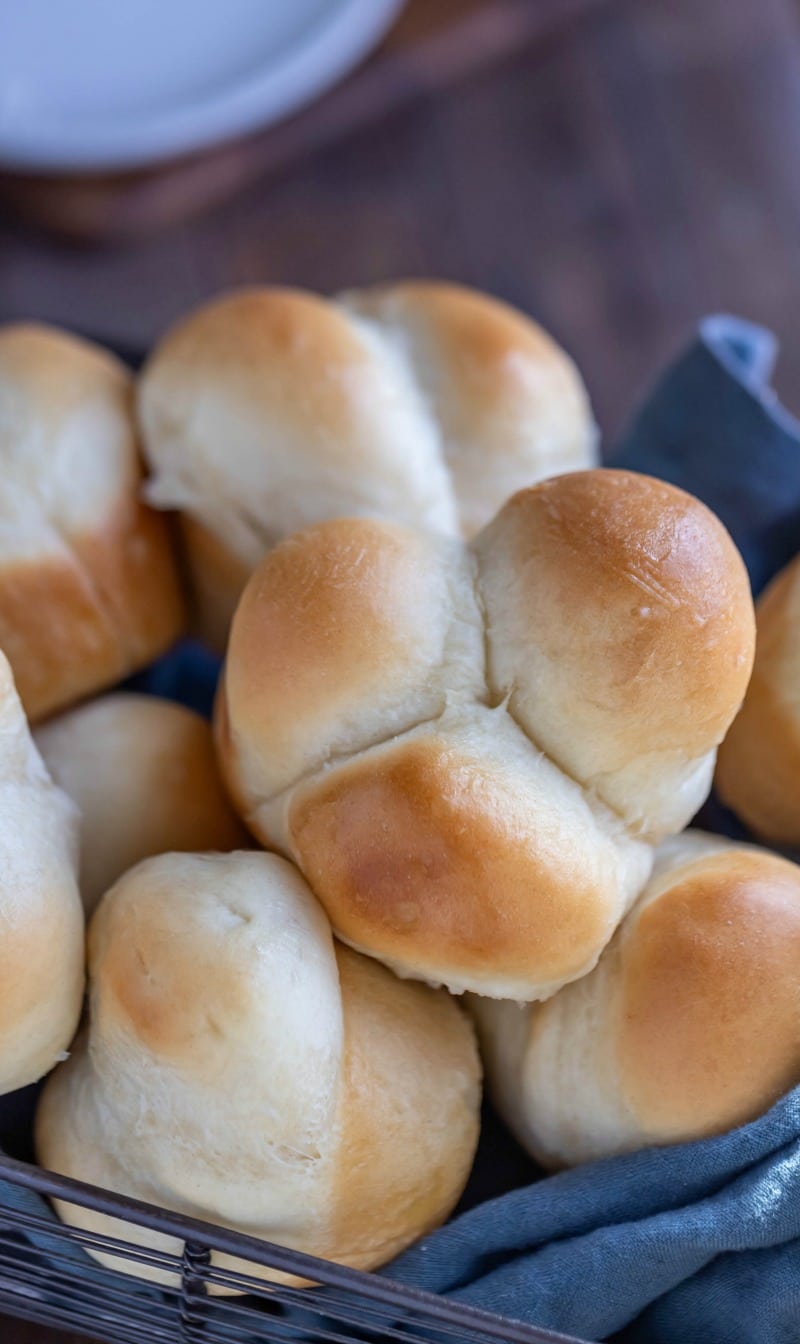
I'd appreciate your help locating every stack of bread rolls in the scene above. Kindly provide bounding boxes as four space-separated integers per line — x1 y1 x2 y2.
0 281 796 1291
137 282 597 648
215 470 753 999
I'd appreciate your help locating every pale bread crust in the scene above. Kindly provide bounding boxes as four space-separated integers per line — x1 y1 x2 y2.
0 323 185 720
217 470 755 999
138 282 596 649
36 851 480 1289
473 832 800 1166
716 554 800 843
36 693 247 914
0 652 84 1094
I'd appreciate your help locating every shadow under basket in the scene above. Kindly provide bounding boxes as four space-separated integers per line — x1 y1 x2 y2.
0 1086 587 1344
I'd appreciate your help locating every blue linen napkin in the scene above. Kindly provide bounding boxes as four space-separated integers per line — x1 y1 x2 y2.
612 314 800 596
384 1088 800 1344
3 314 800 1344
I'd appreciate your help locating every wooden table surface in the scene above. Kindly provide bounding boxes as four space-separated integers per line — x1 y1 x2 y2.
1 0 800 445
3 0 800 1338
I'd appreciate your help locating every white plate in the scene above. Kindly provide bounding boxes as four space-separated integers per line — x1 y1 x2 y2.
0 0 404 173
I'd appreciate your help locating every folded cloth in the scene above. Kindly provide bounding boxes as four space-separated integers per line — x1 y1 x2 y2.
125 637 220 718
611 314 800 595
382 1087 800 1344
2 315 799 1344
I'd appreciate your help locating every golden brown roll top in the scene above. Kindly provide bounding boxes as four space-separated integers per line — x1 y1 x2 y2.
474 470 755 840
339 283 594 534
716 553 800 844
0 652 84 1093
286 709 650 1001
35 693 247 914
218 517 485 806
138 282 596 648
473 832 800 1167
0 323 185 720
217 469 754 1000
36 851 481 1287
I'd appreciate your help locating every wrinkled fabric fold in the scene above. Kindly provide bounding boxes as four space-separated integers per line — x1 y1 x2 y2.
611 314 800 595
382 1089 800 1342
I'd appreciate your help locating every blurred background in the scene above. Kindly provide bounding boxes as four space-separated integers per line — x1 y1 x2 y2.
2 0 799 446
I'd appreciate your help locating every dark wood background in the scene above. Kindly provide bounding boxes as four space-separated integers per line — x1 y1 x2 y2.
3 0 800 448
2 0 800 1337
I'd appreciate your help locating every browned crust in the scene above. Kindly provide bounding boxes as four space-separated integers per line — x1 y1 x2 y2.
0 321 186 720
325 945 481 1269
351 281 570 367
220 516 467 803
716 556 800 843
36 855 481 1288
90 876 251 1075
475 470 756 761
289 730 633 992
619 849 800 1138
346 280 591 472
0 552 122 723
138 282 595 642
0 498 185 723
74 497 186 674
139 287 383 448
227 517 436 738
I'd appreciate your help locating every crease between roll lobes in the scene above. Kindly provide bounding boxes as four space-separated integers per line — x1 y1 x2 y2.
216 468 756 1002
36 850 481 1289
137 281 598 651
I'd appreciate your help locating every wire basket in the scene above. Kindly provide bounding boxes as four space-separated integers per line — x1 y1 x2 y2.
0 1145 586 1344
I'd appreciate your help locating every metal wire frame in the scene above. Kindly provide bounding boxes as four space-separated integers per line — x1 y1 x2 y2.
0 1151 589 1344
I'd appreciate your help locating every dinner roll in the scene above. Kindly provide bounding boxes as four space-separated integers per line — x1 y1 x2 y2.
36 851 481 1288
217 469 755 999
0 652 83 1093
138 282 596 648
0 323 185 720
472 832 800 1167
35 693 247 914
716 553 800 845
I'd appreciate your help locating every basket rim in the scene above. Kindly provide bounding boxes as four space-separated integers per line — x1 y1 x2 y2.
0 1148 589 1344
